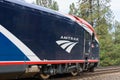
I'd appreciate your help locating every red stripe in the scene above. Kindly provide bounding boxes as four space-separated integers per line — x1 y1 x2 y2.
0 60 99 65
74 16 94 32
26 60 85 65
0 60 85 65
0 61 25 65
88 60 99 63
0 60 99 66
67 15 95 32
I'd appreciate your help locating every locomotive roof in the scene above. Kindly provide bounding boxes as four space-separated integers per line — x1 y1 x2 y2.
4 0 98 43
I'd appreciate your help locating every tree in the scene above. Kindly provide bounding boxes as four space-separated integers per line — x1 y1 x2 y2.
113 21 120 44
69 0 113 27
69 3 79 16
35 0 59 11
110 21 120 66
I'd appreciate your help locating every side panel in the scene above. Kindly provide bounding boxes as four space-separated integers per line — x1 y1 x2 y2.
0 1 99 62
0 32 29 61
0 1 85 60
0 1 29 74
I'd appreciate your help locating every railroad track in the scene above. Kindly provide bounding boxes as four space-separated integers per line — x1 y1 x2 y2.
18 66 120 80
48 66 120 80
93 66 120 75
79 66 120 79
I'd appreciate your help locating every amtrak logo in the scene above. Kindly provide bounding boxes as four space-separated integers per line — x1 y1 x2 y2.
56 40 78 53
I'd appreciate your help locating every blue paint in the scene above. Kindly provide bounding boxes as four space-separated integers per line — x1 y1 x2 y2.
0 0 99 60
0 33 29 61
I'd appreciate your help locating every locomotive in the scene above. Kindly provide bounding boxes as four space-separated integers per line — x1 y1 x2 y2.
0 0 99 79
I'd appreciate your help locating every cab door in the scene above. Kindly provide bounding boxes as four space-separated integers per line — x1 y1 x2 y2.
83 31 92 59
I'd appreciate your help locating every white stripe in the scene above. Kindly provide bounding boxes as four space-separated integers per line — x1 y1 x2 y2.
80 23 93 35
56 40 70 45
66 42 78 53
0 25 41 61
61 42 74 49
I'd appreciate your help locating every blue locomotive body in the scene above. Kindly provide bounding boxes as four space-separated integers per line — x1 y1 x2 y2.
0 0 99 79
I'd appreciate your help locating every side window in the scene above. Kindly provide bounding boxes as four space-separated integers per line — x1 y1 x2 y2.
92 33 95 42
85 31 91 41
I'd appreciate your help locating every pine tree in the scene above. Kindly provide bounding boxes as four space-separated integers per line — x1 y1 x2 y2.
69 3 79 16
69 0 113 28
35 0 59 11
